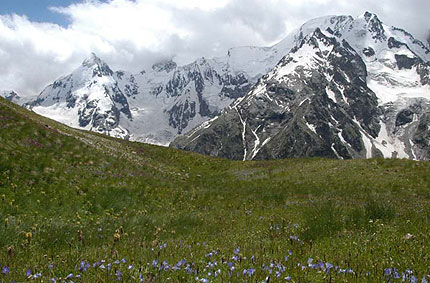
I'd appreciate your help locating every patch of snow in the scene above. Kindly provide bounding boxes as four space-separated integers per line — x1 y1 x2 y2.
305 121 318 135
331 144 343 159
373 121 408 158
325 86 337 102
235 107 248 161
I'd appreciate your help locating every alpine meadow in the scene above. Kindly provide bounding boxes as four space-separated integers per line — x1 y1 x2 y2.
1 1 430 282
1 96 430 282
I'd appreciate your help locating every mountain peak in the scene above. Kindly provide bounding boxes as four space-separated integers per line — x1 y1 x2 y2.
152 59 177 73
82 52 102 67
362 11 377 21
1 90 20 102
81 53 113 77
358 11 386 41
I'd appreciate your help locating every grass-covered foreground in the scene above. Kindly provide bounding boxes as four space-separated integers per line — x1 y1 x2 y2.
0 97 429 282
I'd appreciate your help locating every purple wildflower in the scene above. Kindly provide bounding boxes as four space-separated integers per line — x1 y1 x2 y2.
384 268 392 276
243 268 255 277
116 270 122 281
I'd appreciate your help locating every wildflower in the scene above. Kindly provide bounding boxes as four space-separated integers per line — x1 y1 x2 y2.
25 232 33 244
113 232 121 242
160 261 170 271
121 258 126 263
185 265 193 274
393 268 401 279
50 278 56 283
116 270 122 280
234 248 240 254
152 260 159 268
26 270 32 277
243 268 255 277
34 272 42 278
65 273 73 279
325 262 334 273
2 266 9 275
128 264 133 270
177 259 186 267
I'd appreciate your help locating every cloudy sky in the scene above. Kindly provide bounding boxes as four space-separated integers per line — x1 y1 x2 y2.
0 0 429 98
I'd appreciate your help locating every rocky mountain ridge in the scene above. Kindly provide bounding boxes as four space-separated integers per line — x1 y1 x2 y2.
3 12 429 160
5 14 379 146
172 12 430 161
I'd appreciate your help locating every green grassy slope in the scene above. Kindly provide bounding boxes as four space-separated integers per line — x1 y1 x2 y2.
0 97 429 282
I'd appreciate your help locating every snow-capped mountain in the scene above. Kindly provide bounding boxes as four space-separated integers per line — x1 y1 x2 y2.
1 90 22 104
24 45 292 145
26 54 132 139
172 12 430 161
22 14 375 146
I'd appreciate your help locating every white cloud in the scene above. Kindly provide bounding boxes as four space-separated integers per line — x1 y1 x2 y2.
0 0 428 98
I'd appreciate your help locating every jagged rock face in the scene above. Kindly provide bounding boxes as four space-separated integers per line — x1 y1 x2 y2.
1 91 21 103
172 13 430 161
173 29 381 160
112 57 257 144
381 99 430 160
26 53 132 139
19 12 430 156
25 43 291 145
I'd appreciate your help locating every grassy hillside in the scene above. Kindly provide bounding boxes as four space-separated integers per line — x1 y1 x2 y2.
0 97 429 282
